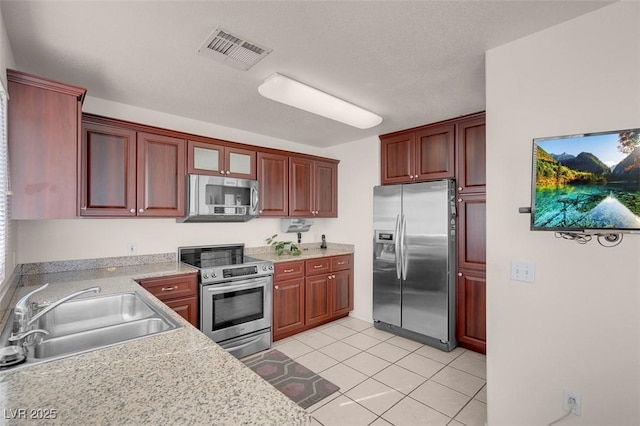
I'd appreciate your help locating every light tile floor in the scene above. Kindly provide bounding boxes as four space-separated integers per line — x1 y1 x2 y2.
271 317 487 426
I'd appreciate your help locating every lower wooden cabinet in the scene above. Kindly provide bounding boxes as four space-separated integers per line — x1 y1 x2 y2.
272 254 354 341
137 273 198 328
456 269 486 354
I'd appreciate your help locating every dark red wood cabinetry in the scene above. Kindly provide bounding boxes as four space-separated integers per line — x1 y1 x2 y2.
138 273 199 328
273 254 353 341
272 260 307 340
187 139 256 179
80 116 185 217
257 151 289 217
289 157 338 218
380 123 455 185
7 69 86 219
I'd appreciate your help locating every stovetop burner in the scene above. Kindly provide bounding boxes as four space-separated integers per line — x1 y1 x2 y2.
178 244 273 285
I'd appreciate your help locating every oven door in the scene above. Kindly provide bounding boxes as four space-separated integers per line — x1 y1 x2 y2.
200 275 272 343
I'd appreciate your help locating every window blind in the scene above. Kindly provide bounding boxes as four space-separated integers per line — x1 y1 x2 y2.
0 83 8 285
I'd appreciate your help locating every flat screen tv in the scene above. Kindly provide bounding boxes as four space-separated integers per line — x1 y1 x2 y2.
531 128 640 232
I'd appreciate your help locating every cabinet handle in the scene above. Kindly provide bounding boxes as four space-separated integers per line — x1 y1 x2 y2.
327 275 332 280
81 206 87 211
337 261 346 265
457 272 463 277
283 268 294 273
259 210 263 214
219 170 225 175
225 170 230 175
458 187 463 191
313 265 324 269
129 208 135 214
138 208 144 213
275 285 279 290
458 198 463 203
161 286 179 292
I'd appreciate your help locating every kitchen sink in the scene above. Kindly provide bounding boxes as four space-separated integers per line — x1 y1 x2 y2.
33 317 173 359
0 291 182 370
34 292 157 336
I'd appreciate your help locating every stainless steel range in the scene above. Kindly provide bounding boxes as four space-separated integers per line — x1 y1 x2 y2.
179 244 273 358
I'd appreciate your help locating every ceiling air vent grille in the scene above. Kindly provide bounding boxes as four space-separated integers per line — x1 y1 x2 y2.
197 27 272 71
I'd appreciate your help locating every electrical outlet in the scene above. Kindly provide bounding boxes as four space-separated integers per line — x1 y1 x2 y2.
510 260 535 283
563 389 582 415
127 242 137 256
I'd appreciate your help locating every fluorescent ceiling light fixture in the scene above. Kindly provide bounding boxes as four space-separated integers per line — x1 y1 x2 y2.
258 73 382 129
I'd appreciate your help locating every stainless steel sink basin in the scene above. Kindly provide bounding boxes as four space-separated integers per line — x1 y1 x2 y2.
34 292 157 336
0 291 181 370
33 317 173 359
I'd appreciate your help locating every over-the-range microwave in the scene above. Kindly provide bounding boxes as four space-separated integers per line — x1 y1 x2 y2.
179 174 259 222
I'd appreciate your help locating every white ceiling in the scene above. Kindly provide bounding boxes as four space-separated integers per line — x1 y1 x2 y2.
2 1 614 148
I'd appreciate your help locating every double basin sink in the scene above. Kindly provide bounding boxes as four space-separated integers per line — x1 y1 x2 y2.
1 291 181 369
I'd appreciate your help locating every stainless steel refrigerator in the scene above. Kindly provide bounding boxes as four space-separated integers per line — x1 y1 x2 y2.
373 180 457 352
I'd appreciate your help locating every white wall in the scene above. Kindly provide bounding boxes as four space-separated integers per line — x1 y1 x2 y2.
325 135 379 321
486 2 640 425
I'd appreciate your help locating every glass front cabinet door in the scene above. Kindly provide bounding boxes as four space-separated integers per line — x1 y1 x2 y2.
188 140 256 179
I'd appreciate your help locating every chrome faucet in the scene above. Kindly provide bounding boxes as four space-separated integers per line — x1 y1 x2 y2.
11 283 101 342
28 286 101 326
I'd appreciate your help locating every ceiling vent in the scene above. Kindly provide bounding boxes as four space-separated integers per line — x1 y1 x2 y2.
197 27 272 71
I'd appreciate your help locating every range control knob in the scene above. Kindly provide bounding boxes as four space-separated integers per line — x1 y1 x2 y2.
212 273 217 278
202 273 209 279
262 266 267 271
269 265 273 270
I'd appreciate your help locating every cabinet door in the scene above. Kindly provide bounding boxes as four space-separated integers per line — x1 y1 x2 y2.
330 269 353 318
137 132 186 217
257 152 288 216
188 140 256 179
457 193 486 271
80 122 137 216
165 296 198 328
7 70 85 219
273 277 306 341
289 156 314 217
314 161 338 217
414 123 455 180
226 146 256 179
187 140 224 176
380 132 414 185
457 115 486 194
305 275 331 326
456 269 486 354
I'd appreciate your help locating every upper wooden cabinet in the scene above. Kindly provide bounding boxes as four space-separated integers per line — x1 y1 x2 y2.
289 157 338 218
380 123 455 185
456 114 486 194
80 116 186 217
257 151 289 217
7 69 86 219
187 139 256 179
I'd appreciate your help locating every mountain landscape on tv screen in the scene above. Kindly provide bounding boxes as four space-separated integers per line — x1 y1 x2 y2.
533 130 640 230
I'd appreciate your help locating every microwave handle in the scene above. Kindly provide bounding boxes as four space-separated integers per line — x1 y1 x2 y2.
251 186 259 211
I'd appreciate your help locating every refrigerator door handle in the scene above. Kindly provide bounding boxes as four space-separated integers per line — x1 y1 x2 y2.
394 214 402 279
401 214 408 280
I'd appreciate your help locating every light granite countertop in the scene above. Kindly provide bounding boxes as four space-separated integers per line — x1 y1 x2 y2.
0 261 311 425
246 242 354 263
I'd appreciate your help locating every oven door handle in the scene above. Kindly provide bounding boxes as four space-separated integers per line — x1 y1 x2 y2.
205 278 270 293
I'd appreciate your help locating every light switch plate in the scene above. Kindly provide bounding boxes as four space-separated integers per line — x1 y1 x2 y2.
511 261 535 283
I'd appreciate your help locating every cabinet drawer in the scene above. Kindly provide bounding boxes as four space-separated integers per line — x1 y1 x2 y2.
306 258 331 276
138 273 198 301
331 254 353 271
274 261 305 281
